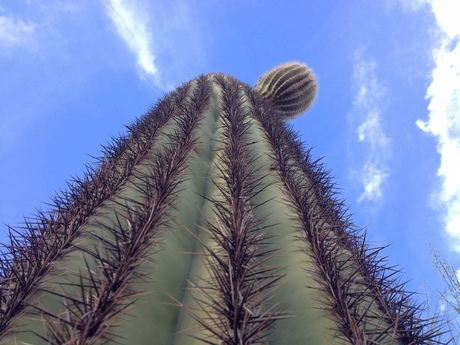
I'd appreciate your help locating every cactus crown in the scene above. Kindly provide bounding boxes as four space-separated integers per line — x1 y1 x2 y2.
255 62 317 119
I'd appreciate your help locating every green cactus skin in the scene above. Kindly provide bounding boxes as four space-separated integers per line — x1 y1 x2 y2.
254 62 317 119
0 68 440 344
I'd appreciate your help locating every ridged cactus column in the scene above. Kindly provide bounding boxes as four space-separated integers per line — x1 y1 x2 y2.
0 63 439 344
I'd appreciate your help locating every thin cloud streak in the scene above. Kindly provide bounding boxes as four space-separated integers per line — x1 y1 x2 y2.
106 0 161 87
105 0 206 90
416 0 460 250
352 57 390 202
0 14 35 51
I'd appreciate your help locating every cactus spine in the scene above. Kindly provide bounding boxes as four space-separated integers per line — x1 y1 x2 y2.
0 65 440 344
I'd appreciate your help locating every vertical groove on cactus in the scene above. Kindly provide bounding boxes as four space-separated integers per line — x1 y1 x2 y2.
0 64 442 344
254 62 317 119
183 75 288 344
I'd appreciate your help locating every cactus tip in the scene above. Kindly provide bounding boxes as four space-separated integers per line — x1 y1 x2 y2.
255 62 318 120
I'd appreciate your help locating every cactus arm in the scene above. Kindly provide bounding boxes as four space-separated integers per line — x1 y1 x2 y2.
254 62 317 119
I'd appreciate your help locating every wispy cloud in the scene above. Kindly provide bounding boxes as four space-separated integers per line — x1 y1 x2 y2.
351 56 390 202
0 13 35 52
105 0 160 86
104 0 206 90
415 0 460 249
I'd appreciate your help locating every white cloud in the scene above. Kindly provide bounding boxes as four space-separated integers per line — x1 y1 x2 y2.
430 0 460 39
359 162 389 202
351 57 390 202
104 0 206 90
0 14 35 51
415 0 460 250
106 0 160 86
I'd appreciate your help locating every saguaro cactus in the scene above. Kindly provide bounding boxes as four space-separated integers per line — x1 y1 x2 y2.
0 63 440 344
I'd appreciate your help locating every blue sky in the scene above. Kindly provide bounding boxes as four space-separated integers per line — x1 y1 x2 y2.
1 0 459 329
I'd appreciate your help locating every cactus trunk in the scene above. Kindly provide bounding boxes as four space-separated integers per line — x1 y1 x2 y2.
0 65 439 344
